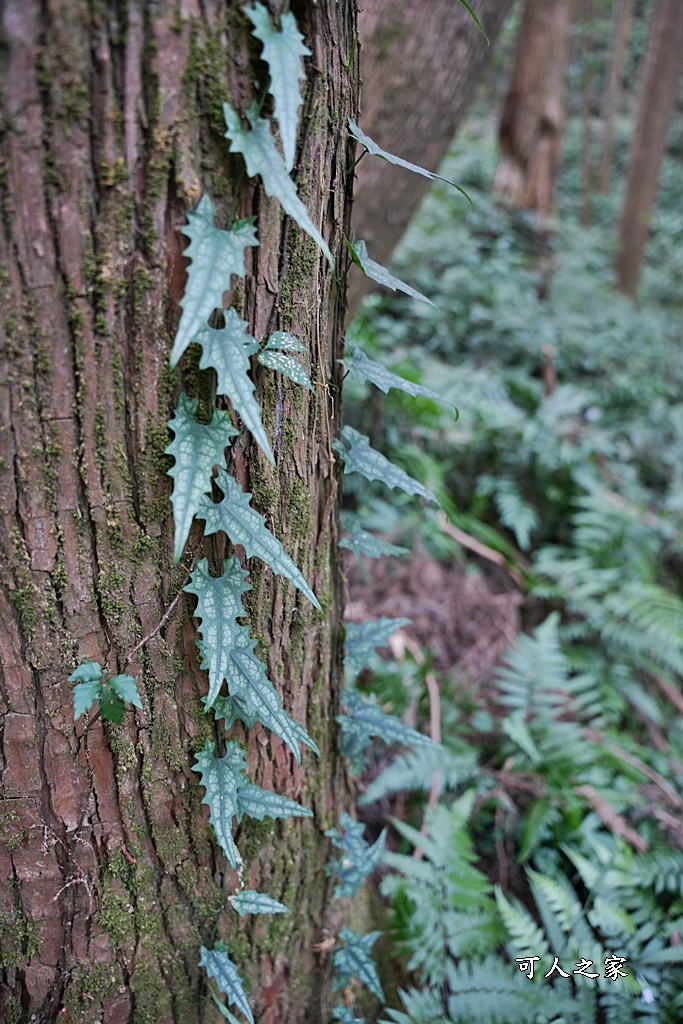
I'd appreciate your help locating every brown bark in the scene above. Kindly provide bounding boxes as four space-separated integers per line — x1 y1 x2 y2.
0 2 357 1022
348 0 514 317
614 0 683 297
598 0 635 194
493 0 573 215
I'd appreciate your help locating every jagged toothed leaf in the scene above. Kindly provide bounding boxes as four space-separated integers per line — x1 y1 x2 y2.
337 690 435 775
108 674 142 709
184 556 252 709
197 467 321 610
344 616 412 674
236 782 313 823
340 343 451 404
224 102 333 265
200 942 254 1024
257 349 314 391
265 331 306 353
192 739 245 869
211 692 319 759
166 394 239 562
333 427 438 505
325 812 387 899
339 513 408 559
194 311 274 465
170 195 258 367
332 928 384 1002
246 2 310 172
229 889 291 916
348 119 471 204
345 239 437 308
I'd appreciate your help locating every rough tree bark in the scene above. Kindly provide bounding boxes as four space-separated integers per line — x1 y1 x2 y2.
493 0 573 215
0 2 357 1022
614 0 683 297
348 0 514 318
598 0 634 195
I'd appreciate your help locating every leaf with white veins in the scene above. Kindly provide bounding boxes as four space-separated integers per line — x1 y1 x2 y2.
200 942 254 1024
229 890 291 916
340 343 453 404
192 739 245 869
333 426 438 505
246 2 310 172
170 195 258 367
166 394 239 562
197 468 321 610
224 102 333 265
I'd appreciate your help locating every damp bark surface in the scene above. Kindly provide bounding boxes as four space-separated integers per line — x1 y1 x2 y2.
0 1 358 1021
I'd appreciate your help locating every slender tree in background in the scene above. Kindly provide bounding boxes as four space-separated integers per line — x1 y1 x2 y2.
598 0 634 194
493 0 573 215
349 0 513 316
614 0 683 297
0 2 357 1021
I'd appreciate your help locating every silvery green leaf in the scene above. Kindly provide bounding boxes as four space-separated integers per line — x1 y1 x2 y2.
210 992 243 1024
340 343 452 404
337 690 435 776
334 426 438 505
346 239 437 308
170 195 258 367
192 739 245 869
224 102 333 265
344 616 412 674
339 514 408 559
348 119 471 203
197 467 321 610
325 812 387 899
257 349 314 391
236 782 313 823
72 679 102 720
332 928 385 1002
265 331 306 353
246 3 310 172
194 310 274 466
184 557 251 709
165 394 239 562
69 660 103 684
200 942 254 1024
229 889 291 916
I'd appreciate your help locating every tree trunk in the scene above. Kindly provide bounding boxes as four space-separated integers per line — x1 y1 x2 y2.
0 2 357 1022
348 0 514 318
598 0 634 195
493 0 573 215
614 0 683 297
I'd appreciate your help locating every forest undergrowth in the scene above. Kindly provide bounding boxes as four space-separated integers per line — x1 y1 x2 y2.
342 115 683 1023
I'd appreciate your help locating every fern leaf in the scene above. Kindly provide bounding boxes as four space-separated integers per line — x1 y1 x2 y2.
333 426 438 504
344 616 412 674
165 394 239 562
332 928 385 1002
228 890 290 916
197 467 321 610
200 942 254 1024
359 745 477 805
346 239 437 308
257 348 314 391
170 195 258 367
495 885 549 959
194 311 274 465
224 102 333 265
246 2 310 172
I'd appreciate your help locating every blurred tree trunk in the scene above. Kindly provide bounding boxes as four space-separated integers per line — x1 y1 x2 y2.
492 0 573 215
348 0 514 317
614 0 683 297
0 2 356 1022
598 0 634 194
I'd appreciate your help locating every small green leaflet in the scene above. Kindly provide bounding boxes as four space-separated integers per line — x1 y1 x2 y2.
348 119 471 204
346 238 436 308
337 690 435 776
340 344 452 405
166 394 239 562
224 102 333 266
246 3 310 173
228 889 291 916
170 195 258 367
265 331 306 353
184 557 251 709
69 662 142 723
194 310 274 466
332 928 385 1002
193 740 244 869
200 942 254 1024
257 349 314 391
196 467 321 611
333 426 438 505
325 812 387 899
344 616 412 675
